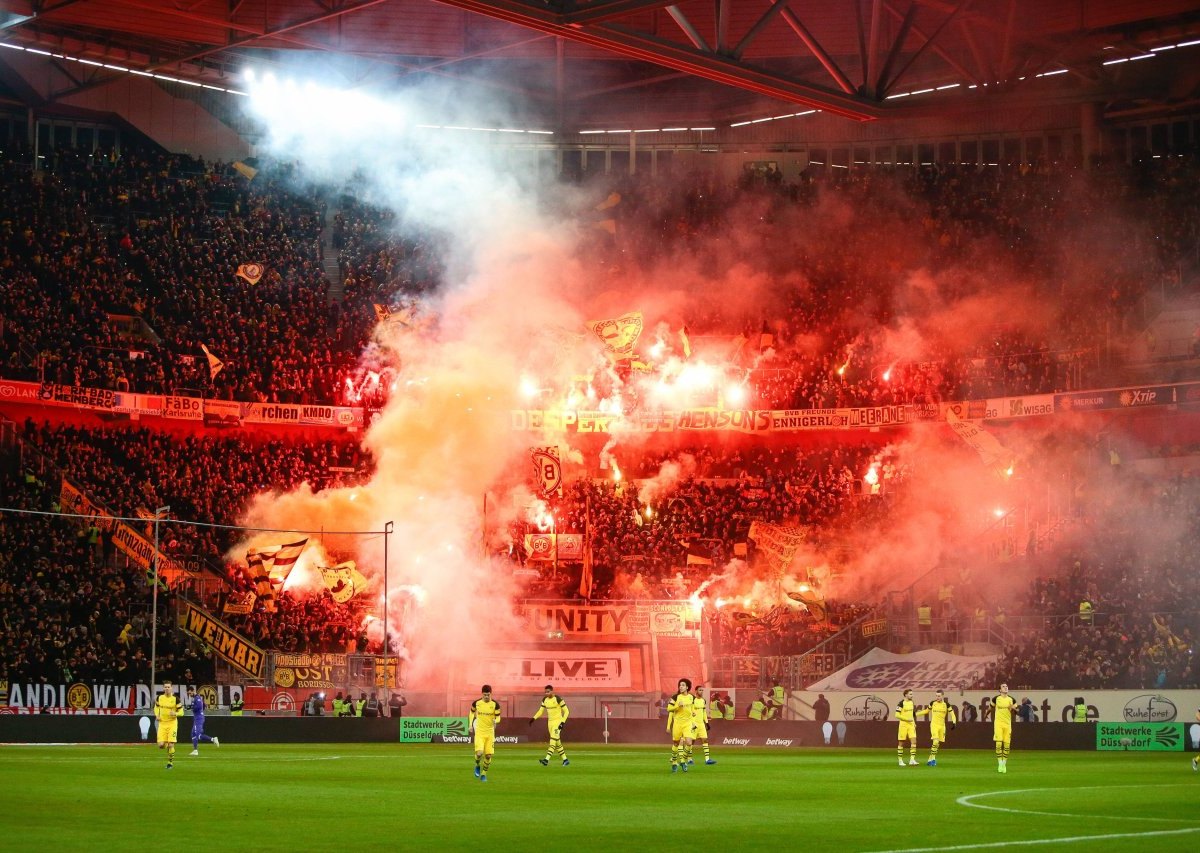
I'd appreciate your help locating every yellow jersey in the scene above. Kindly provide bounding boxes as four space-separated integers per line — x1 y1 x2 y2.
470 698 502 735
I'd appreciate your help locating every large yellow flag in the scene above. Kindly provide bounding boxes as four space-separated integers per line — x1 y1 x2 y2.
588 312 643 360
319 561 369 604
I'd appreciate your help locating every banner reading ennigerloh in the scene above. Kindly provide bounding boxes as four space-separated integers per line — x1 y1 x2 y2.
180 602 266 679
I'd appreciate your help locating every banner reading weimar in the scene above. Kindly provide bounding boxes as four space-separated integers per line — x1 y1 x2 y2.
180 601 266 679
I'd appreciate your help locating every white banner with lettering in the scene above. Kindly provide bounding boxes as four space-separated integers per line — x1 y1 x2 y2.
808 647 998 692
463 651 633 689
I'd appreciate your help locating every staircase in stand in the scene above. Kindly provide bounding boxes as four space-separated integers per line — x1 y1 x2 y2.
656 636 704 692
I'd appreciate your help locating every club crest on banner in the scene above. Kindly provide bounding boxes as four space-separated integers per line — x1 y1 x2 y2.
588 312 643 360
531 446 563 497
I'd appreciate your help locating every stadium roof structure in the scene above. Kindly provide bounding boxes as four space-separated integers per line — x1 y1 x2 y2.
1 0 1199 131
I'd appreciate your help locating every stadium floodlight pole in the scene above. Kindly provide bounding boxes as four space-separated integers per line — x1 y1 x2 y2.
383 521 393 659
148 505 170 704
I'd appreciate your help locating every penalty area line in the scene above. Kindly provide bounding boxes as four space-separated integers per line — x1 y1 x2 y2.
864 826 1200 853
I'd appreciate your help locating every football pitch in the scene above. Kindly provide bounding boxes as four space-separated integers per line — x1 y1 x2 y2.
1 743 1197 851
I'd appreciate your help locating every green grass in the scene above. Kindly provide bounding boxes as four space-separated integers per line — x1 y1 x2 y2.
1 743 1197 851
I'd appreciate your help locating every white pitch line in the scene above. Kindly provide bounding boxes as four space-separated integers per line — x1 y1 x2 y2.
958 784 1200 823
864 827 1200 853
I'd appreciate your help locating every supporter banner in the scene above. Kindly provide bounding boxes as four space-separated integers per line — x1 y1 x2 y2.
516 602 698 637
400 717 469 743
180 602 266 679
204 398 242 427
319 561 369 603
523 533 584 562
1096 722 1183 751
859 618 888 639
38 383 116 410
162 395 203 421
792 689 1200 724
59 479 114 530
111 521 192 581
374 656 400 688
222 590 256 615
988 394 1055 419
59 479 193 580
946 409 1011 471
510 407 912 433
272 653 348 690
748 521 805 575
1 682 242 714
808 647 998 692
462 651 632 689
530 445 563 498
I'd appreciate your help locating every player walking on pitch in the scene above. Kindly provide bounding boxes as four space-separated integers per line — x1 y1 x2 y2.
530 683 570 767
993 682 1016 772
895 688 919 766
469 684 502 782
921 688 957 766
667 678 698 773
154 680 183 769
686 685 717 766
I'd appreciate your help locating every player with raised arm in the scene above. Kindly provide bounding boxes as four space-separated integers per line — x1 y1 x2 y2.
529 683 570 767
667 678 698 773
993 682 1016 773
186 686 220 756
154 680 183 770
469 684 502 782
895 688 918 766
921 688 957 766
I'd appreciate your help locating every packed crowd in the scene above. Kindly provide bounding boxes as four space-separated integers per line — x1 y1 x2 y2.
0 465 212 687
2 142 1199 692
975 471 1200 690
5 148 1197 418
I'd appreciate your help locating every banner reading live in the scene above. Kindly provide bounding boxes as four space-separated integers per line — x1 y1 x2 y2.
180 602 266 679
462 650 633 689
